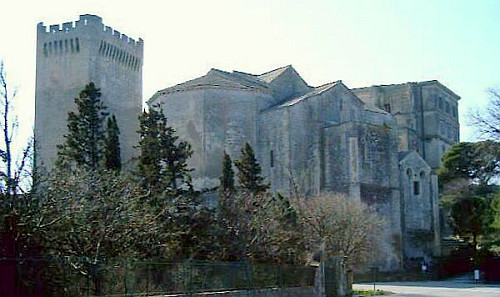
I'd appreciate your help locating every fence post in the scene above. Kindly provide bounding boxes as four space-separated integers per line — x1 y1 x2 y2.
278 265 283 289
245 261 255 297
86 268 90 297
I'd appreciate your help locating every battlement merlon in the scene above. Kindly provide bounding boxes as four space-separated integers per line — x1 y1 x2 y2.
36 14 144 50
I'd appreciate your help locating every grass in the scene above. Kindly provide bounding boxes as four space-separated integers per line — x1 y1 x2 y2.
353 289 390 296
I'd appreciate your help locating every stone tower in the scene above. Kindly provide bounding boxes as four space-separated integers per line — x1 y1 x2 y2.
35 14 143 169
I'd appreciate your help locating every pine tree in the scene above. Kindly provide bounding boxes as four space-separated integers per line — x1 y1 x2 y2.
219 151 235 194
234 142 269 195
137 106 193 195
57 83 109 170
104 115 121 171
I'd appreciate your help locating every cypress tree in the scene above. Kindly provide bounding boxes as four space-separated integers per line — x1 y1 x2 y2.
137 106 193 195
219 151 235 195
104 115 121 171
219 151 234 191
137 108 163 192
234 142 269 195
57 82 109 170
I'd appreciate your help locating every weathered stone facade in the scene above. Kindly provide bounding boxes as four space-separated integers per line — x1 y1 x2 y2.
34 15 460 272
149 66 460 270
35 14 143 168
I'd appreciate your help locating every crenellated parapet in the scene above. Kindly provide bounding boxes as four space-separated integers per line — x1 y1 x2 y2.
37 14 143 72
37 14 144 49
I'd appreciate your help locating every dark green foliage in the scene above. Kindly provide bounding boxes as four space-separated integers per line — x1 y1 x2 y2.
136 106 217 261
219 151 235 194
234 143 269 194
104 115 121 171
57 83 115 170
439 141 500 186
216 189 306 264
137 106 193 197
443 186 496 248
215 144 304 264
439 141 500 252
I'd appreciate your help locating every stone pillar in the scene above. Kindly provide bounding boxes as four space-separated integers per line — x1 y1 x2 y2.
348 137 361 201
431 174 442 256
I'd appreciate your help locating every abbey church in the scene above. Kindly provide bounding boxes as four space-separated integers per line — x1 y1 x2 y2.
35 15 460 270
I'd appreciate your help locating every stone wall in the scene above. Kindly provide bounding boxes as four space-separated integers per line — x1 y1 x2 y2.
177 287 315 297
352 81 460 171
155 88 274 189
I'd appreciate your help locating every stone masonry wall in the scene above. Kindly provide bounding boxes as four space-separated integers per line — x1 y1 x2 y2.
35 15 143 169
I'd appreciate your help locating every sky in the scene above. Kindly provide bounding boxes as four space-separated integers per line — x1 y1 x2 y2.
1 0 499 145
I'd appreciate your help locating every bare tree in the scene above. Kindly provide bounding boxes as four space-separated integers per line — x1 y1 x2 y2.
0 61 32 205
469 88 500 140
292 193 385 266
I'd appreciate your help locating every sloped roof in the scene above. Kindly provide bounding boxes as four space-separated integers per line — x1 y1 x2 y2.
257 65 292 83
155 69 270 95
398 151 430 169
277 81 341 108
149 65 309 105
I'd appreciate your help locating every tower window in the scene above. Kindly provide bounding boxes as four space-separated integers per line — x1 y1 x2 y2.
383 103 391 113
75 38 80 52
438 97 443 110
413 181 420 195
270 150 274 168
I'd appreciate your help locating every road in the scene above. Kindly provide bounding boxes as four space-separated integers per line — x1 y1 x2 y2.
354 279 500 297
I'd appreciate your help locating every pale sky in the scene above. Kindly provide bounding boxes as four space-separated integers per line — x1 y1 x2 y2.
1 0 499 146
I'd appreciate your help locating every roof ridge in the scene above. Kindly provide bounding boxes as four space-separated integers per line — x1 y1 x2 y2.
258 65 292 77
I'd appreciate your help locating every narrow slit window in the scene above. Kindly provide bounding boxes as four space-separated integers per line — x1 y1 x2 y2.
70 39 74 52
75 38 80 52
413 181 420 195
270 150 274 168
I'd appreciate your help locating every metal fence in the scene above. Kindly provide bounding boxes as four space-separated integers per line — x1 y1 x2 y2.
0 258 316 297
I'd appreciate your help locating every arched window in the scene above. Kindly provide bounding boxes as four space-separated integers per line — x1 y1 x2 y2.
420 171 425 179
406 168 412 177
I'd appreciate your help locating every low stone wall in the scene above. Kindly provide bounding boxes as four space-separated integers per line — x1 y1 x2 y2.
159 286 315 297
